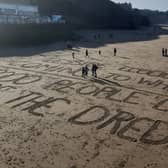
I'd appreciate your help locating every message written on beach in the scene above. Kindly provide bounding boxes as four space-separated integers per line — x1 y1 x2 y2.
0 55 167 147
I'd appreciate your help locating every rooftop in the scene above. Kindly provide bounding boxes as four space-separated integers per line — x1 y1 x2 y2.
0 0 36 5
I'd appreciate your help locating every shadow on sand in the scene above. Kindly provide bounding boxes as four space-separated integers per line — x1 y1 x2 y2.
0 25 168 57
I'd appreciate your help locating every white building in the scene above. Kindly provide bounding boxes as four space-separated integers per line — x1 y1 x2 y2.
0 3 38 16
0 2 39 23
0 3 65 24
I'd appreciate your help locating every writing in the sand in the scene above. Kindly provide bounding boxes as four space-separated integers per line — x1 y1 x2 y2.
0 68 41 85
44 79 168 113
117 66 168 92
119 65 168 80
68 106 168 145
5 91 71 117
8 60 104 74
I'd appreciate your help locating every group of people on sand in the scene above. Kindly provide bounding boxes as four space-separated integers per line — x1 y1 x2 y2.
72 48 117 59
85 49 101 57
72 47 118 79
72 49 102 59
82 64 98 78
70 45 117 79
162 48 168 57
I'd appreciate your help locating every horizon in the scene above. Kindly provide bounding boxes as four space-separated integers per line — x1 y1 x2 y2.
113 0 168 11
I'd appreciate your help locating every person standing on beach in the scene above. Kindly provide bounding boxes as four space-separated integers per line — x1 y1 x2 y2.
82 66 85 78
85 65 89 77
165 48 168 57
114 48 117 56
92 64 98 78
98 50 101 55
72 52 75 59
86 49 89 57
162 48 165 57
82 65 89 78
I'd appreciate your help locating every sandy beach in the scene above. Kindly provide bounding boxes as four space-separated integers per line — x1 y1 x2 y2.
0 25 168 168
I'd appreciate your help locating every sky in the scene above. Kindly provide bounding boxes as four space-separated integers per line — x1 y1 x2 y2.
112 0 168 11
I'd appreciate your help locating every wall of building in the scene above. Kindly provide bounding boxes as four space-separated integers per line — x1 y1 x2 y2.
0 3 65 24
0 3 38 16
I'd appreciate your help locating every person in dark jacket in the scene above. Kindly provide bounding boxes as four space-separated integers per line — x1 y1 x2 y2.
85 65 89 77
85 49 89 57
165 48 168 57
98 50 101 55
114 48 117 56
92 64 98 77
82 65 89 78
